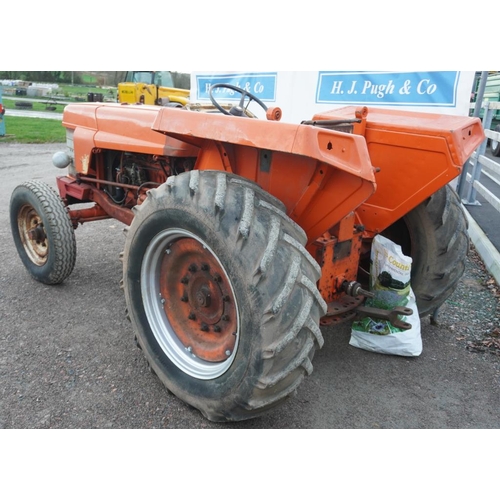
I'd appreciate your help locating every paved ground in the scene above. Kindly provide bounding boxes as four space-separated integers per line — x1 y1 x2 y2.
1 143 499 429
5 109 63 120
463 147 500 285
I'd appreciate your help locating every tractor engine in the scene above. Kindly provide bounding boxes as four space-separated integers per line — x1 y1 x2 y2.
102 151 197 206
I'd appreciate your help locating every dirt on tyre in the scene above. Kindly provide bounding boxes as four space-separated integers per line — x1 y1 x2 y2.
380 185 469 318
10 180 77 285
122 170 327 422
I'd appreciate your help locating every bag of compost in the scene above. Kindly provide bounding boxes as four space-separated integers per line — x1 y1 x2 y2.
349 234 422 356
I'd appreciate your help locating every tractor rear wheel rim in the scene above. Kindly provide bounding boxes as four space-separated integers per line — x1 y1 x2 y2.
141 228 239 380
17 204 48 266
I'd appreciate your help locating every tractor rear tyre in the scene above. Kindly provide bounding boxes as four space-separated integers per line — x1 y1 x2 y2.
122 170 326 422
381 185 469 318
10 180 76 285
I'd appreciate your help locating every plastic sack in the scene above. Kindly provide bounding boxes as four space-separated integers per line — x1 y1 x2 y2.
349 235 422 357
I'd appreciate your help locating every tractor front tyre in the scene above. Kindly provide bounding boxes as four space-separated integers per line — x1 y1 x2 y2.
381 185 469 318
10 180 76 285
122 171 326 422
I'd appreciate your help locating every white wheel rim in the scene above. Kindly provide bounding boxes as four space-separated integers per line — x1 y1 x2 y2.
141 228 240 380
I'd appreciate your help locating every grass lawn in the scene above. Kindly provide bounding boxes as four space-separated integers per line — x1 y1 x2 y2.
0 116 66 143
0 85 115 143
56 84 116 100
0 80 116 143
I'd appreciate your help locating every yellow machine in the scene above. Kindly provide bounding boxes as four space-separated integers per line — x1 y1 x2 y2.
117 71 190 107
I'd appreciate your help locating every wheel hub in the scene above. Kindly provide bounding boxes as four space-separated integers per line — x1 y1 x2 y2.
159 237 237 362
187 275 222 324
28 225 47 243
17 205 48 265
195 286 211 308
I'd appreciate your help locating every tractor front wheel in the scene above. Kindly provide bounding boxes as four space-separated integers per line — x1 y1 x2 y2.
122 170 326 422
380 185 469 318
10 180 76 285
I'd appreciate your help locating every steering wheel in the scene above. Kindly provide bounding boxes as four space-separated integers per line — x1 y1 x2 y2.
209 83 268 117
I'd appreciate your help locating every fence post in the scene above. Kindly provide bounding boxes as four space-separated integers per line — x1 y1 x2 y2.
457 71 489 198
462 101 494 205
0 88 4 137
473 71 489 117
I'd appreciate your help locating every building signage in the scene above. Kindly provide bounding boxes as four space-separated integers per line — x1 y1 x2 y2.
316 71 460 107
196 72 278 101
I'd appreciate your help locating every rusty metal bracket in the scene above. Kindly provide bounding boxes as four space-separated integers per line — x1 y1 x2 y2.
355 305 414 330
320 295 363 326
320 294 414 330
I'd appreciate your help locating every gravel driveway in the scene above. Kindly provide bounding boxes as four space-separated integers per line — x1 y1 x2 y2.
1 143 499 429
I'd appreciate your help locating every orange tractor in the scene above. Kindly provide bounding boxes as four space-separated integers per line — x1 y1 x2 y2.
10 85 484 421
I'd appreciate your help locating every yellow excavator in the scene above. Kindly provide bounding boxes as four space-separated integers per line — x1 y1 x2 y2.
117 71 190 107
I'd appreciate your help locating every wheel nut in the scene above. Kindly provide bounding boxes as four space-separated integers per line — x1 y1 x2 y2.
214 325 221 333
223 295 230 302
181 276 189 284
188 312 196 320
201 263 210 271
222 315 229 321
181 295 189 302
188 264 198 273
200 323 209 332
213 273 222 283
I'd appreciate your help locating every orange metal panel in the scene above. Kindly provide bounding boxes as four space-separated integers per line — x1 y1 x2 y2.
153 107 377 243
152 107 375 181
62 103 483 244
93 104 199 157
63 103 200 175
312 106 485 234
62 103 98 130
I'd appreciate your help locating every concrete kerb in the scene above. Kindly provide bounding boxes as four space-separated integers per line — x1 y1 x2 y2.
465 208 500 286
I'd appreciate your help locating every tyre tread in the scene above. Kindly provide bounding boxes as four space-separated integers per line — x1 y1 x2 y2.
409 186 469 316
123 170 325 421
11 180 76 284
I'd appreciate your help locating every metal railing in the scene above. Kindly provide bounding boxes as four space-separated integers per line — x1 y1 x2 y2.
457 100 500 211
